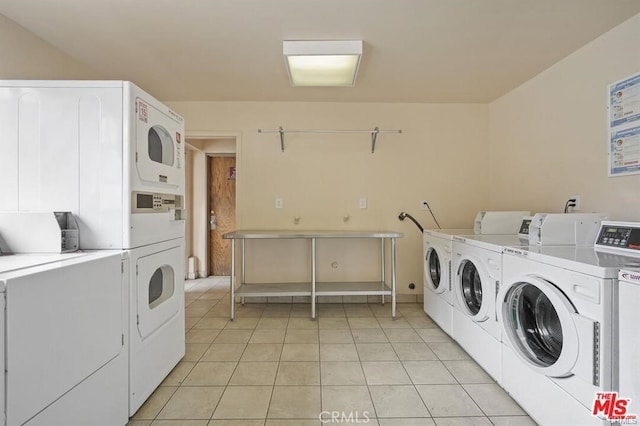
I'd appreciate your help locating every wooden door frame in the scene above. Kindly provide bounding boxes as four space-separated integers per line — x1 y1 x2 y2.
185 131 241 278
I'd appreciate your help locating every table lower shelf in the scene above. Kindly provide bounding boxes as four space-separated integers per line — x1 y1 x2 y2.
235 281 392 298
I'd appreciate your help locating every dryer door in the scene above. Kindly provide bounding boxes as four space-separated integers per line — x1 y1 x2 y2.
135 98 184 189
424 245 447 294
135 245 183 339
498 276 583 378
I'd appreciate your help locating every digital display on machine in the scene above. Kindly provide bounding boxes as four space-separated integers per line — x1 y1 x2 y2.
519 219 531 235
597 226 640 250
136 193 154 209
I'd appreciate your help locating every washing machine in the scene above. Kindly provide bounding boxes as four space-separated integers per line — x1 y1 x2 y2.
423 212 531 336
0 251 128 426
497 221 640 426
128 238 185 416
618 266 640 422
450 213 609 383
423 229 474 336
451 233 531 382
0 80 186 249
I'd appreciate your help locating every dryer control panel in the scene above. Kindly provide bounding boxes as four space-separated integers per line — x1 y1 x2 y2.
132 191 184 213
596 224 640 250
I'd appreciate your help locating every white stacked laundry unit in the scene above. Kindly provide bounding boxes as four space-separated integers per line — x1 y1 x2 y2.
0 80 187 417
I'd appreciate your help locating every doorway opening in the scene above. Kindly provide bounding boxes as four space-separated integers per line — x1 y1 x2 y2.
185 134 238 279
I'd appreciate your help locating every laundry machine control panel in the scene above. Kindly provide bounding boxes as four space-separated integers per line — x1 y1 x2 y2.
132 191 184 213
596 224 640 250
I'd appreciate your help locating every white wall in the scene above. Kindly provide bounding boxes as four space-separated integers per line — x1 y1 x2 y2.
489 14 640 220
0 14 98 79
169 102 491 293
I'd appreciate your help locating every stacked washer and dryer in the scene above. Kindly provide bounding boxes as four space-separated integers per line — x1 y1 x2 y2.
0 80 187 420
498 220 640 425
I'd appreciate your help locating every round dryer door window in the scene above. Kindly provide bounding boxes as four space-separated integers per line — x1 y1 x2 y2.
500 277 580 378
426 248 441 290
460 260 482 315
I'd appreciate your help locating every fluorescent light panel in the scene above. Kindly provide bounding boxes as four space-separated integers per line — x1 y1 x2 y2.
283 40 362 87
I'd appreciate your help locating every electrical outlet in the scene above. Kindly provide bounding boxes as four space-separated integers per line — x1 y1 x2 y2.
359 197 367 209
420 200 429 211
275 198 283 209
569 194 581 211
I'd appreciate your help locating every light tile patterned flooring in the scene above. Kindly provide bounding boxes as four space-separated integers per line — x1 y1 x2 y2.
128 277 537 426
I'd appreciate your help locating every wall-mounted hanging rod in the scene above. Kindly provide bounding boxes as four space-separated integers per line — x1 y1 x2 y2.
257 126 402 153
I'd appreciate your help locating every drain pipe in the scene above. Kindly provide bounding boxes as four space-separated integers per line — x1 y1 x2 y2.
398 212 424 233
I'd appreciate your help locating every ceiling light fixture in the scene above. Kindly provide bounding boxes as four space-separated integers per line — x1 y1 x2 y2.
283 40 363 87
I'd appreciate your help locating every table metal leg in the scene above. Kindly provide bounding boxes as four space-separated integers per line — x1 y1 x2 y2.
381 238 386 305
391 238 397 319
311 237 316 320
230 239 235 320
241 239 245 305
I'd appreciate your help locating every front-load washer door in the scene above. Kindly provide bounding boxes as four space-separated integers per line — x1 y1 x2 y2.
135 245 183 340
455 256 493 322
498 276 587 378
135 98 184 190
424 246 447 294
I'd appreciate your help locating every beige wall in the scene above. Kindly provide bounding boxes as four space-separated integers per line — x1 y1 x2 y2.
0 14 98 79
489 14 640 220
168 102 490 293
6 8 640 292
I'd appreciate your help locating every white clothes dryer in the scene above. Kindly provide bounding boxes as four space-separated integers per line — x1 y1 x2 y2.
451 234 531 382
423 229 474 336
498 236 640 426
0 80 186 249
128 238 186 416
0 251 128 426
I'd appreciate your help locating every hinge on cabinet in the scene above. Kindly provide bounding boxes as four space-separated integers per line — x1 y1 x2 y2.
122 334 125 346
136 265 138 275
593 321 601 386
135 152 138 163
137 314 140 325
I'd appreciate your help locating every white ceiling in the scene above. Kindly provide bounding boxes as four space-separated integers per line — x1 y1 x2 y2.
1 0 639 103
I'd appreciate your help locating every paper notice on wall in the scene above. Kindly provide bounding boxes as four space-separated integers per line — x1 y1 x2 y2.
608 72 640 176
610 126 640 176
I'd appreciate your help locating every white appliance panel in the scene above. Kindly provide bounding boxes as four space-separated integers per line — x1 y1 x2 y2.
1 252 126 426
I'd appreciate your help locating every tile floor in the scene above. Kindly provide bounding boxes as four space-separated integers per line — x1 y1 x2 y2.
128 277 537 426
